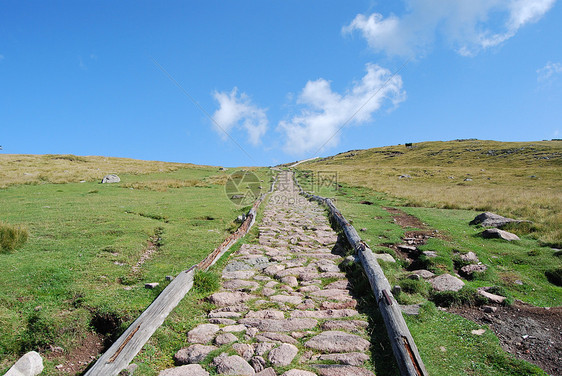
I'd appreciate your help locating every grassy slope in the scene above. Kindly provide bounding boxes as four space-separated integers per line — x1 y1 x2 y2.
301 139 562 246
0 155 271 374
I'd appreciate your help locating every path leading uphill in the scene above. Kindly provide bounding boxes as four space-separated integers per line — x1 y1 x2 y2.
161 171 375 376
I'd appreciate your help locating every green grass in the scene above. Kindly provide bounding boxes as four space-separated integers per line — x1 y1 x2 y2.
0 221 29 253
300 139 562 247
0 163 270 374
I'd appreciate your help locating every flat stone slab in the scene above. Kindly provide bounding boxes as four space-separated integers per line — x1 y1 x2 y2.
222 279 260 291
222 270 256 280
246 310 285 319
213 354 255 375
238 318 318 332
268 343 299 366
290 309 359 319
312 352 370 366
305 331 370 353
313 364 375 376
481 228 520 241
255 332 298 345
320 320 369 332
282 370 317 376
187 324 220 344
269 295 303 305
174 344 217 364
158 364 209 376
209 292 255 307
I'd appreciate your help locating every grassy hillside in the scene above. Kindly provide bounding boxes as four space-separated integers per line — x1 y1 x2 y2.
301 139 562 247
0 155 271 374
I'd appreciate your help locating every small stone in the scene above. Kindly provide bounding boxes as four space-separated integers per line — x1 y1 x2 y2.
422 251 438 258
174 344 217 364
282 370 316 376
460 264 488 276
360 228 367 232
313 364 375 376
482 305 497 313
166 275 174 281
268 343 298 366
215 333 238 346
281 276 299 287
187 324 220 344
255 332 298 345
314 352 369 366
232 343 255 361
101 174 120 184
459 251 479 263
209 318 237 325
214 354 255 375
246 310 285 319
254 342 276 356
256 368 276 376
373 253 395 263
481 228 520 241
477 288 506 303
270 295 303 305
250 356 266 373
158 364 209 376
471 329 486 336
209 292 255 307
4 351 44 376
145 282 159 289
238 318 318 332
321 320 368 331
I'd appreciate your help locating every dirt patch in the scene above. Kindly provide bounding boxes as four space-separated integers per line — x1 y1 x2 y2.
450 301 562 375
45 332 104 375
383 207 427 229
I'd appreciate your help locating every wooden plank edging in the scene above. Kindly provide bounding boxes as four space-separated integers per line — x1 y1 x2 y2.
292 172 428 376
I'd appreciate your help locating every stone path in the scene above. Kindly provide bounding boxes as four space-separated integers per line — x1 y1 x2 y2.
160 171 375 376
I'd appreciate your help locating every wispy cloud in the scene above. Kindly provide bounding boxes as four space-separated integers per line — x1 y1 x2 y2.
212 88 268 145
537 61 562 83
278 63 405 155
343 0 556 57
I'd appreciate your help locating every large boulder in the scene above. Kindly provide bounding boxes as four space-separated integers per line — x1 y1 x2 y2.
430 274 465 292
469 212 518 228
4 351 44 376
101 174 120 184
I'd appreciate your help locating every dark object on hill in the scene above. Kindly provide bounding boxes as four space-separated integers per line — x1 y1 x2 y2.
545 268 562 286
101 174 120 184
359 200 373 205
481 228 520 241
470 212 521 228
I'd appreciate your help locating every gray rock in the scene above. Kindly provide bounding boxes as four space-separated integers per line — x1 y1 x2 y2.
320 320 368 332
399 174 411 179
187 324 220 344
214 333 238 346
477 288 506 303
214 354 255 375
282 370 316 376
470 212 519 228
269 295 303 305
256 368 276 376
481 228 520 241
250 356 266 373
145 282 159 289
313 364 375 376
305 331 370 353
174 344 217 364
254 342 276 356
373 253 396 263
268 343 298 366
209 291 255 306
290 309 358 319
232 343 255 361
224 261 252 272
158 364 209 376
101 174 120 184
460 264 488 276
238 318 318 332
255 332 298 345
411 269 435 279
422 251 438 258
459 251 479 263
400 304 422 315
430 274 465 292
4 351 43 376
313 352 369 366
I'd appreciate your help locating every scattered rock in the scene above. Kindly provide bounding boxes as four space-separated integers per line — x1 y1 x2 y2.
399 174 411 179
282 370 316 376
232 343 255 361
158 364 209 376
238 318 318 332
400 304 421 315
482 305 497 313
256 368 276 376
471 329 486 336
430 274 465 292
481 228 520 241
268 343 298 366
215 333 238 346
313 352 369 366
460 264 488 276
214 354 255 375
187 324 220 344
320 320 369 332
313 364 375 376
477 288 506 304
101 174 120 184
174 344 217 364
209 292 255 307
305 331 370 353
255 332 298 345
4 351 43 376
470 212 520 228
373 253 395 263
411 269 435 279
459 251 479 263
250 356 266 373
145 282 159 289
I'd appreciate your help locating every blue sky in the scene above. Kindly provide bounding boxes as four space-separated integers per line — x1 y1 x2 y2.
1 1 561 167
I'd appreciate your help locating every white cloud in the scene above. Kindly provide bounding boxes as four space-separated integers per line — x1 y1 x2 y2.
343 0 556 57
212 88 268 145
278 63 405 155
537 61 562 82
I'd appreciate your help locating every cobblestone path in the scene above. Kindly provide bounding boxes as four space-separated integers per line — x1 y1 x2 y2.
160 171 375 376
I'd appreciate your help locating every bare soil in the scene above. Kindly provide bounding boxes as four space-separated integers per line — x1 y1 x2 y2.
383 207 427 229
450 301 562 376
46 332 104 375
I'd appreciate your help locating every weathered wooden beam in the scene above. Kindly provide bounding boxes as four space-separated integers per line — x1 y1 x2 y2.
293 173 428 376
84 267 196 376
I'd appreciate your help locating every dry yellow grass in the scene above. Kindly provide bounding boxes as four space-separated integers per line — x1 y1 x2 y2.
0 154 199 187
301 140 562 246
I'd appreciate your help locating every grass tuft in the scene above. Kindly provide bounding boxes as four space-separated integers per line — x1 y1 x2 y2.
0 221 29 253
193 270 221 295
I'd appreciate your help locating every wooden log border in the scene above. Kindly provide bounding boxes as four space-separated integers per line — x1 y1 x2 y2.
84 172 277 376
292 171 428 376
